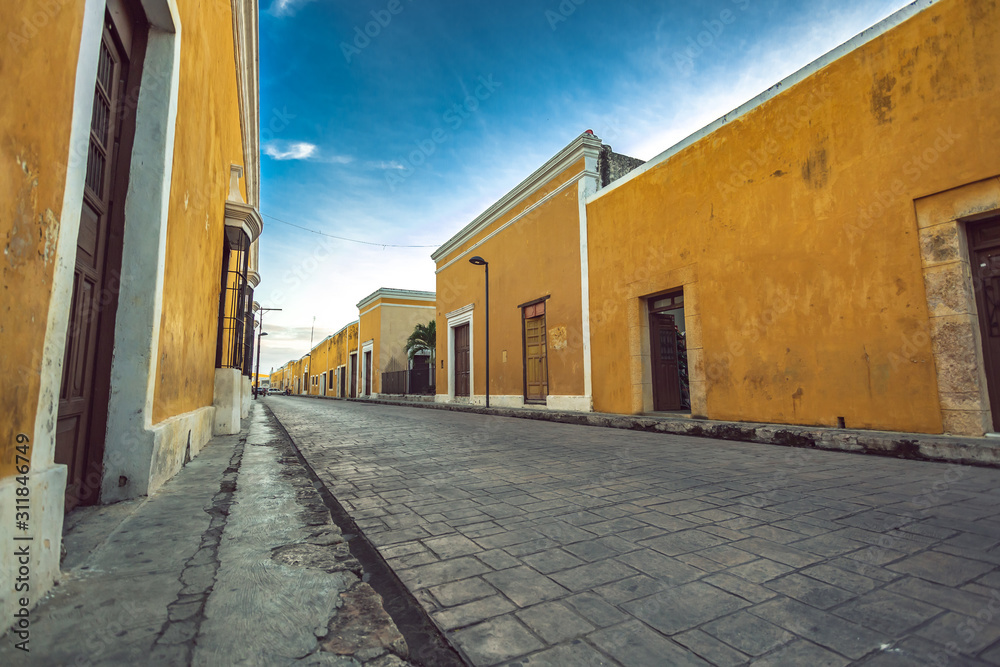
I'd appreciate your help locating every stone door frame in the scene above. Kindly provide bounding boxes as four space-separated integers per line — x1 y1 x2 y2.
916 176 1000 435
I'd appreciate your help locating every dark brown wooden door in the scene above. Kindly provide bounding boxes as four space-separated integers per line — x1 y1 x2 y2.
350 355 357 397
970 217 1000 431
650 312 682 411
523 310 548 402
340 367 346 397
363 351 372 395
56 4 145 510
454 323 470 397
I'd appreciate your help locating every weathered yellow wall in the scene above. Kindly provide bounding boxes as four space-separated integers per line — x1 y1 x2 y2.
307 336 331 395
435 161 586 398
379 303 435 393
0 1 85 477
587 0 1000 432
152 0 247 423
358 303 381 394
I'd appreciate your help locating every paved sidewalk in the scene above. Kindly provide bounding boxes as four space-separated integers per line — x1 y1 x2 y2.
267 396 1000 666
1 404 413 666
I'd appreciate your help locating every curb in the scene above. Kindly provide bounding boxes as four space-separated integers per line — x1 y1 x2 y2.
274 394 1000 469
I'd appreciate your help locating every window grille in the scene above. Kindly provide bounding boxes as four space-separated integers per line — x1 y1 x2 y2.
215 227 251 370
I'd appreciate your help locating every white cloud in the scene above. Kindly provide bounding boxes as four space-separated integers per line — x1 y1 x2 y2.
267 0 317 18
263 140 354 164
321 154 355 165
263 140 318 160
367 160 407 170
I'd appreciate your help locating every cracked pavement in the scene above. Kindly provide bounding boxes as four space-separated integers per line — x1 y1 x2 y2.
266 396 1000 666
1 404 414 666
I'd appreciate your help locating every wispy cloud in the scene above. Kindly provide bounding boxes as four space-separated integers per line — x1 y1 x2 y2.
267 0 317 18
263 140 318 160
367 160 407 170
262 140 354 164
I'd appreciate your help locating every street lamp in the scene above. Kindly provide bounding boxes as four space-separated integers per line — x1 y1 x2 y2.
254 331 268 398
469 256 489 408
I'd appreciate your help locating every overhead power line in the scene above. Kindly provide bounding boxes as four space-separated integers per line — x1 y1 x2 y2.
260 212 440 248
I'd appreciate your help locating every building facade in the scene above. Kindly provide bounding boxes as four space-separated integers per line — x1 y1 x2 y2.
432 134 641 410
1 0 262 619
586 0 1000 436
356 288 436 397
433 0 1000 437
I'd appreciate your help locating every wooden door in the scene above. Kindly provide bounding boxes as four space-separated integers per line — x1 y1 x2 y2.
650 312 682 411
340 367 346 398
364 351 372 395
523 307 548 402
971 217 1000 431
56 4 145 510
454 323 470 397
350 355 357 397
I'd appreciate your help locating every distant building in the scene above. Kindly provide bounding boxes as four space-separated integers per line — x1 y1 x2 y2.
356 289 436 397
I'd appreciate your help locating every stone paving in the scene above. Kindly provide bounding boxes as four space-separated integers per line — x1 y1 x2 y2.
2 404 414 666
266 396 1000 667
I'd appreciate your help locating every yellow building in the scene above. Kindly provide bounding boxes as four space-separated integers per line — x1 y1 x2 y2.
269 366 286 393
304 321 360 398
1 0 262 618
356 289 436 397
435 0 1000 438
432 134 641 409
587 0 999 436
288 354 310 395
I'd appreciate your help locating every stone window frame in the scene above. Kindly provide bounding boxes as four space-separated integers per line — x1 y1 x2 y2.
915 175 1000 436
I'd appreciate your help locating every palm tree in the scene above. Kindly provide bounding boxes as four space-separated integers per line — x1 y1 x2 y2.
404 320 436 369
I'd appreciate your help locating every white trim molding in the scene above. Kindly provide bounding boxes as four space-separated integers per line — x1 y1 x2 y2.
432 131 604 264
446 303 475 319
486 395 525 409
578 152 599 407
357 287 436 310
101 0 184 503
360 340 374 396
360 302 436 318
434 170 595 274
587 0 943 206
225 165 263 242
547 395 593 413
229 0 260 209
446 306 475 401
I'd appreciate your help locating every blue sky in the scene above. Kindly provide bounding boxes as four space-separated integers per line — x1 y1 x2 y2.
255 0 911 373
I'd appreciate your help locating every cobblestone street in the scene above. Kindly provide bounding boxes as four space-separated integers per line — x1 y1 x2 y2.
266 396 1000 667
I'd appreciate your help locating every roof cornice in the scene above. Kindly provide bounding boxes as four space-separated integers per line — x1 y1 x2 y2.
587 0 943 204
356 288 436 310
431 131 603 263
230 0 260 208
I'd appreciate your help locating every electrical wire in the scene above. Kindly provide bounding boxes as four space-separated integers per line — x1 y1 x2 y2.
260 212 440 248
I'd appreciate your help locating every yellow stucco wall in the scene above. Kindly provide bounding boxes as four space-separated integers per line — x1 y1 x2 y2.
1 1 86 477
152 0 248 423
379 303 436 392
308 336 331 395
295 322 361 396
587 0 1000 432
435 160 586 398
358 303 381 395
357 297 434 394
